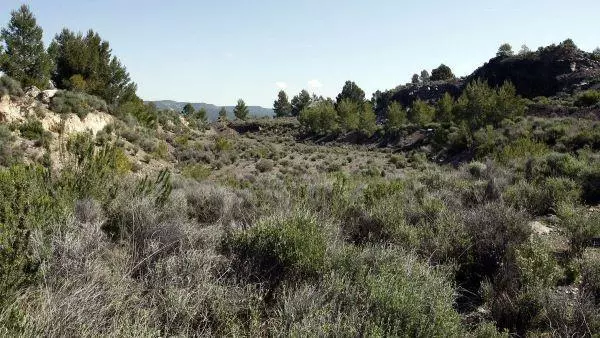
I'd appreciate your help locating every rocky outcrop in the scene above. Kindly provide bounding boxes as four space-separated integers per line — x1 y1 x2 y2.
389 80 463 107
0 94 113 136
468 45 600 98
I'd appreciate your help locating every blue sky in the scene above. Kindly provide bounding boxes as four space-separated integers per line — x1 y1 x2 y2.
1 1 599 107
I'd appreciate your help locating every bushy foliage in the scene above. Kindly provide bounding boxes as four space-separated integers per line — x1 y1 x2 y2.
17 119 51 148
273 90 292 117
0 75 24 97
409 99 435 125
455 79 525 129
222 212 326 282
430 64 455 81
290 89 311 116
0 5 51 88
233 99 249 120
50 90 109 118
574 89 600 107
299 100 339 135
48 29 137 105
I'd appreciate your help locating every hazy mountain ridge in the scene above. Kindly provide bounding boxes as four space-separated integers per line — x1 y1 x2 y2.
148 100 274 120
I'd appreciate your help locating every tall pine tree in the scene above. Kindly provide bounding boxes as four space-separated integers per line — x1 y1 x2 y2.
233 99 249 120
273 90 292 117
48 29 137 105
1 5 51 88
291 89 311 116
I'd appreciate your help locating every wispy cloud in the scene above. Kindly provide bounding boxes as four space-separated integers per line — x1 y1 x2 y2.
308 79 323 89
224 52 234 59
275 81 288 89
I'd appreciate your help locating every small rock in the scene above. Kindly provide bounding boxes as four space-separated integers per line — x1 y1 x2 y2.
39 89 58 104
530 220 552 235
25 86 41 98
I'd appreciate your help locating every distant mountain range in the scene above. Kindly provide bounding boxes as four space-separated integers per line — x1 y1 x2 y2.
148 100 274 121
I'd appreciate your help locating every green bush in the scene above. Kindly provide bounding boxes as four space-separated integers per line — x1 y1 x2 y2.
181 164 211 181
496 138 549 164
18 119 51 148
574 90 600 107
255 159 274 173
0 125 22 167
0 75 23 97
505 178 581 216
557 204 600 257
299 100 340 135
50 90 108 118
581 253 600 305
366 258 463 336
222 212 326 282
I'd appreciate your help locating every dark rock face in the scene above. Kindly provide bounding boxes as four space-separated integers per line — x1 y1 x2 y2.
376 44 600 119
390 80 463 107
467 46 600 98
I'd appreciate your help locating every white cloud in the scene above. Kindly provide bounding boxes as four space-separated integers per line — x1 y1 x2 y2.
308 79 323 89
275 81 288 89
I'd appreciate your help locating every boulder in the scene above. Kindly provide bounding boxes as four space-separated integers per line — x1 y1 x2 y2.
39 89 59 104
25 86 41 98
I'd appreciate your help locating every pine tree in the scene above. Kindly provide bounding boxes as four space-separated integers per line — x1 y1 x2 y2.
436 93 455 122
337 98 360 132
385 101 406 130
497 43 514 57
409 99 435 125
233 99 249 120
48 29 137 105
0 5 51 88
218 107 228 121
336 80 365 105
430 64 455 82
182 103 195 116
411 74 420 84
273 90 292 117
358 102 377 138
291 89 311 116
420 70 430 83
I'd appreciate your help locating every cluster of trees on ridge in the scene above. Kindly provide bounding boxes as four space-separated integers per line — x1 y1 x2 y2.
273 78 525 139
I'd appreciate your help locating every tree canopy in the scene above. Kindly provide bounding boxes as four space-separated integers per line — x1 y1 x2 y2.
273 90 292 117
336 81 365 105
430 64 455 81
182 103 195 116
291 90 311 116
497 43 514 57
0 5 52 88
233 99 249 120
48 29 137 105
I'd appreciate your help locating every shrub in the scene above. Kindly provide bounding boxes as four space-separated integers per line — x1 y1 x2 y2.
557 204 600 257
0 125 22 166
255 159 274 173
459 203 530 285
299 100 340 135
50 90 108 118
185 184 226 223
496 138 549 164
213 136 232 153
222 212 326 282
0 75 24 97
366 258 464 336
581 253 600 304
505 178 581 216
575 90 600 107
408 99 435 125
18 119 51 148
181 164 211 181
